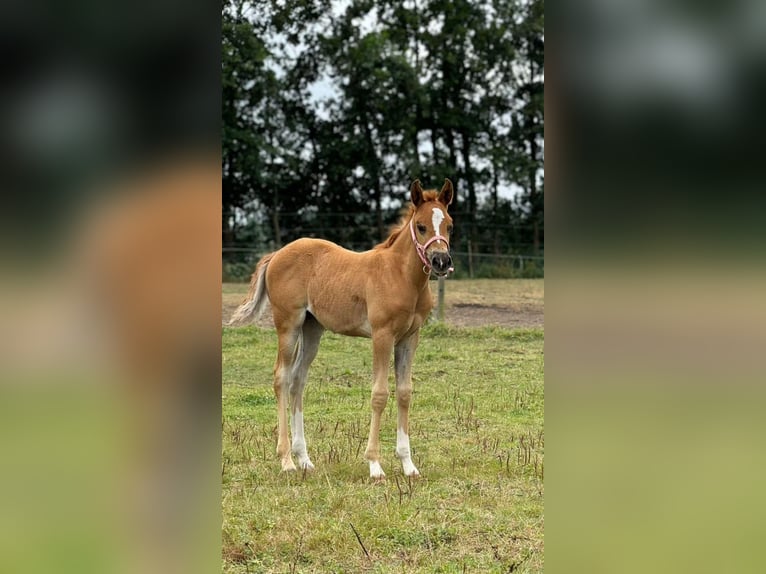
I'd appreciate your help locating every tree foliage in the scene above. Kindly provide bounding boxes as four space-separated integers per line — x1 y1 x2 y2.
222 0 544 259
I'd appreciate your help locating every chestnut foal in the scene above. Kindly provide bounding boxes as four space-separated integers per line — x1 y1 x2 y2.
230 179 454 479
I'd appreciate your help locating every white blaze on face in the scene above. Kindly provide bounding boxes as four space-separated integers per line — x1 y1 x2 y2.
431 207 445 239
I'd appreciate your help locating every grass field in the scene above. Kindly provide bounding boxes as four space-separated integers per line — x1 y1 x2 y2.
222 281 544 573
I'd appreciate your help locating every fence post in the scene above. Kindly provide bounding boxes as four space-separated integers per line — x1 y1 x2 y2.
437 276 445 321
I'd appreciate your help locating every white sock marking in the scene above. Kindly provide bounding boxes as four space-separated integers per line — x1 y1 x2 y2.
369 460 385 479
396 427 411 458
396 428 419 477
291 409 314 469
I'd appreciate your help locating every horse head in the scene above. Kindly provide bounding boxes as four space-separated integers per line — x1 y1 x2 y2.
409 178 454 276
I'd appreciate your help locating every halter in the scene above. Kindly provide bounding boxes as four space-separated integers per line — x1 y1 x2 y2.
409 219 455 275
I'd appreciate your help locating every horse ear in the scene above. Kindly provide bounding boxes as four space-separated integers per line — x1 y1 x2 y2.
438 178 454 207
410 179 424 207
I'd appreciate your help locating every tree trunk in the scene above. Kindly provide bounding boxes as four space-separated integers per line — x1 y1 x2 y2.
490 142 500 255
222 205 234 247
412 21 423 178
374 182 384 242
411 124 421 178
361 114 384 241
430 122 440 170
527 41 541 255
528 119 539 256
444 126 461 248
221 176 235 247
459 129 477 253
271 190 281 249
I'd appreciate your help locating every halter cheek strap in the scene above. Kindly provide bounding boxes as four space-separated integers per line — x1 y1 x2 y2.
409 219 455 275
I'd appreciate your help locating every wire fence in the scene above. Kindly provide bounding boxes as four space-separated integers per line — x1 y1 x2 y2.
222 247 544 281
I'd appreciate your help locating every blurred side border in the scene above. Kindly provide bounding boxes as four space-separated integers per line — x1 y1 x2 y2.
549 1 766 573
0 1 221 573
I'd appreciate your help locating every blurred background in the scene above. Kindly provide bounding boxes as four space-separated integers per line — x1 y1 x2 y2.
1 1 220 573
222 0 544 281
551 1 766 573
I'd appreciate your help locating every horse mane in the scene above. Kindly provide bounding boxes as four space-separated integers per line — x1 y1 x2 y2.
375 190 440 250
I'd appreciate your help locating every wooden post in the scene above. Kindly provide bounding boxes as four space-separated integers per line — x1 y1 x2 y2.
437 276 445 322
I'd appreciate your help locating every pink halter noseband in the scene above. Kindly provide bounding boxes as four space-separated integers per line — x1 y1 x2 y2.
409 219 455 275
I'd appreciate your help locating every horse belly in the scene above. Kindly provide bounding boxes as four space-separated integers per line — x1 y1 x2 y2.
340 317 372 338
308 302 371 338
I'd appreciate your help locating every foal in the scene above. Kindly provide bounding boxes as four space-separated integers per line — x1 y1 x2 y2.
230 179 454 479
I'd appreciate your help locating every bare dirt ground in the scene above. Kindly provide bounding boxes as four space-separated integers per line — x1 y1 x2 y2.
446 302 542 328
223 279 543 329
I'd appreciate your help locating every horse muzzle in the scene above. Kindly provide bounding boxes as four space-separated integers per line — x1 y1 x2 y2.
429 251 453 276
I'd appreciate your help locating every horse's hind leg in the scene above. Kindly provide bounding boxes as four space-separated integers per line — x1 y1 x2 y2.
394 332 420 477
288 314 324 470
273 314 304 472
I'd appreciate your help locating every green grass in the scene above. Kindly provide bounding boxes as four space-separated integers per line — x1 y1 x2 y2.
222 323 544 573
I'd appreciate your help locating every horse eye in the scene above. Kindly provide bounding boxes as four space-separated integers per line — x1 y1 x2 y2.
417 224 426 234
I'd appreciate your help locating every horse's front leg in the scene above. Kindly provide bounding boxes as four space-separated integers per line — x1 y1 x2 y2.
394 331 420 477
364 331 394 479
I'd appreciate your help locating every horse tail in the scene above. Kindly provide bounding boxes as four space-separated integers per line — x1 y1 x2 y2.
228 253 274 325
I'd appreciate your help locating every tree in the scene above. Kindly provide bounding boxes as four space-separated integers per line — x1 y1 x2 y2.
510 0 544 254
221 0 544 266
222 0 274 245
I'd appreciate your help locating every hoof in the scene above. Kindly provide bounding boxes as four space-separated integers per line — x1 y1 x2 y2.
401 458 420 478
368 460 386 480
298 458 315 471
281 458 297 473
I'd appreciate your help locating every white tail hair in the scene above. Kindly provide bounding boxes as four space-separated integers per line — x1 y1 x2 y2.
228 253 273 325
